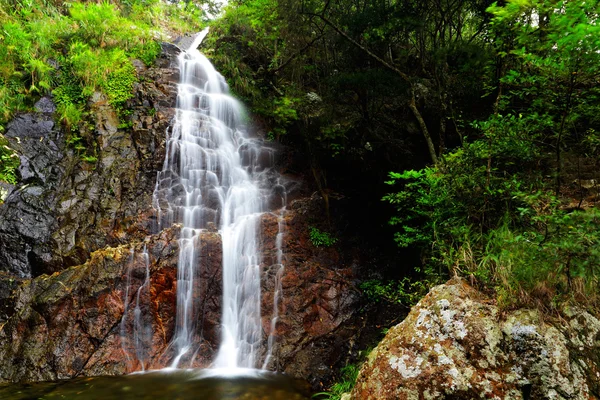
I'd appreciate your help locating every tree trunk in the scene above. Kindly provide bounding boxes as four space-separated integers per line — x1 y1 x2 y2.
408 91 438 164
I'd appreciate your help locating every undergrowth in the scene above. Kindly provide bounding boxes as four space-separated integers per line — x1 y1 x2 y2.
312 363 361 400
0 0 207 182
309 226 338 247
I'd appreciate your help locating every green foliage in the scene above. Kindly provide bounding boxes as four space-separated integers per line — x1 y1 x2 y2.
384 134 600 307
0 0 207 161
103 55 136 107
360 278 430 307
313 363 361 400
380 0 600 308
309 226 338 247
0 135 19 185
262 96 299 139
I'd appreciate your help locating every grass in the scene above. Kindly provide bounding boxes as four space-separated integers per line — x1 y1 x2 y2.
0 0 207 183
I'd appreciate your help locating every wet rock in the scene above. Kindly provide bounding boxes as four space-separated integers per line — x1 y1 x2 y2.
260 198 359 388
0 199 360 385
351 278 600 399
0 228 181 382
0 43 180 278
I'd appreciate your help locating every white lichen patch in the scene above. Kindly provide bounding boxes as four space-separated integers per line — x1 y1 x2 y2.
436 299 468 340
511 323 539 340
447 367 459 378
437 299 450 309
389 354 423 378
433 343 453 365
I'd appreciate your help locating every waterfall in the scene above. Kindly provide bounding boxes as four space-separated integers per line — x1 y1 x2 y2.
150 28 286 372
120 245 153 371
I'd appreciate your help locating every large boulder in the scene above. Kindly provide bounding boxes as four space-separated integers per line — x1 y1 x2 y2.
351 278 600 399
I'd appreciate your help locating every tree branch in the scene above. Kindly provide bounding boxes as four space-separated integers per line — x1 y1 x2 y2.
270 34 324 74
302 10 439 164
305 12 412 84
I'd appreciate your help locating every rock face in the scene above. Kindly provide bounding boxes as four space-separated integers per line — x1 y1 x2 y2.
261 197 358 387
0 227 180 382
351 278 600 399
0 42 360 386
0 199 357 384
0 43 180 278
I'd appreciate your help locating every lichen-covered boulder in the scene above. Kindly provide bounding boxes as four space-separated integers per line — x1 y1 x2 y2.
351 278 600 399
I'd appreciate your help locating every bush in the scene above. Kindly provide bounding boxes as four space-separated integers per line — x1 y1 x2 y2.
0 0 206 169
0 135 19 185
360 278 430 307
309 226 338 247
384 137 600 308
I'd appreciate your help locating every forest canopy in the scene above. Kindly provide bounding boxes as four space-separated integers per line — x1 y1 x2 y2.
205 0 600 308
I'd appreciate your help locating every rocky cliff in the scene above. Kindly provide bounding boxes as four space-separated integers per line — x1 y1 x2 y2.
350 278 600 399
0 43 180 279
0 43 361 387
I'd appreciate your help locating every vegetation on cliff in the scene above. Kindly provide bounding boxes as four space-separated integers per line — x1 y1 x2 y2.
0 0 207 173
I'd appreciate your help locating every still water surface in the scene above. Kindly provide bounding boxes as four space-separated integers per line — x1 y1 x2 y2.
0 369 311 400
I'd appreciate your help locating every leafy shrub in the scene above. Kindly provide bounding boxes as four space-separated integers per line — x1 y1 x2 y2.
0 135 19 185
384 136 600 308
309 226 338 247
360 278 430 307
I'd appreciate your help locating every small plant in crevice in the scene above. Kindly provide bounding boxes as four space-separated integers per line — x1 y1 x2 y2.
309 226 338 247
0 135 20 185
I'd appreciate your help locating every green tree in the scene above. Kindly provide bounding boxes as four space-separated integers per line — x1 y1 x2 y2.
384 0 600 307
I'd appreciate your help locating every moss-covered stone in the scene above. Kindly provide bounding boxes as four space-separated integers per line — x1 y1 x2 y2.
351 278 600 399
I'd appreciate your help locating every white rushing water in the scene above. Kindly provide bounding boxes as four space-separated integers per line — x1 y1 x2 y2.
150 28 287 371
121 245 153 371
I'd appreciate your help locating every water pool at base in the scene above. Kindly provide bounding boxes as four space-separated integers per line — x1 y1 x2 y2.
0 369 311 400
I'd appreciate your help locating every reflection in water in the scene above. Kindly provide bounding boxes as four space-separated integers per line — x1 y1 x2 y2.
0 369 311 400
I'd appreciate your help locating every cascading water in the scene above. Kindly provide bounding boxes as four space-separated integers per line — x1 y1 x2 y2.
150 28 286 372
121 245 153 371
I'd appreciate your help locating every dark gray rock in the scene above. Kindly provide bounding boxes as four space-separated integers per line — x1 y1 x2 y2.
5 113 54 140
34 97 57 114
0 44 180 278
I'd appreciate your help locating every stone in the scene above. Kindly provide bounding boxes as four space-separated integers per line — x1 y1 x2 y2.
351 278 600 399
0 40 362 389
34 97 57 114
0 199 360 386
0 42 181 278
